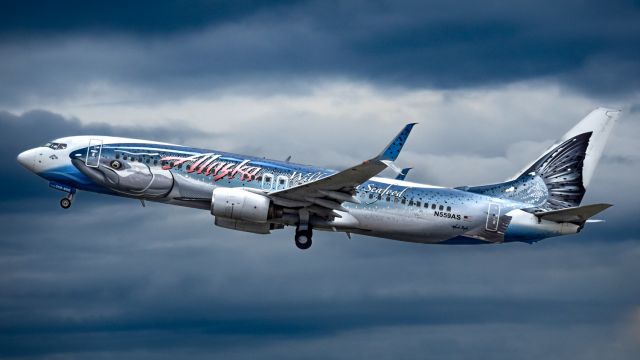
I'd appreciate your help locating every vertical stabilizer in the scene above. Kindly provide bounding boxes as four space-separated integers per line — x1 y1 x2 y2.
459 108 619 210
510 107 620 188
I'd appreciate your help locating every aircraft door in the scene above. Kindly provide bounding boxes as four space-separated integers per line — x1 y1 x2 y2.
261 173 274 190
486 203 500 232
86 139 103 168
275 175 289 190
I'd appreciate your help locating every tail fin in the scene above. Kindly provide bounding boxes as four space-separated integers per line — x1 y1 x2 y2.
459 108 619 210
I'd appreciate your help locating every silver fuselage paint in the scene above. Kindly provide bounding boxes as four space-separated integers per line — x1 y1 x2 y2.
22 135 576 244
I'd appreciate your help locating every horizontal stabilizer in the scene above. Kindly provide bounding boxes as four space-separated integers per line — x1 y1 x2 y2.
534 203 612 224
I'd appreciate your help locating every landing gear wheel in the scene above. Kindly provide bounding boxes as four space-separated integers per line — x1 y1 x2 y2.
295 229 313 250
60 198 71 209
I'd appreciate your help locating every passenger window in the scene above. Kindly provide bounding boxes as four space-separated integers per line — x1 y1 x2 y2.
153 160 158 165
409 200 414 206
424 203 428 208
432 204 436 209
416 201 421 207
115 154 120 159
446 206 451 212
401 199 406 204
386 196 390 202
439 205 444 211
369 194 374 199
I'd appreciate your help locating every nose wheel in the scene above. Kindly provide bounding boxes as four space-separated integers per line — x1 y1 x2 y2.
295 228 313 250
60 193 73 209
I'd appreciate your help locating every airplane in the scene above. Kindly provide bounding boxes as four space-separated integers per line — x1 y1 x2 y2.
17 107 619 250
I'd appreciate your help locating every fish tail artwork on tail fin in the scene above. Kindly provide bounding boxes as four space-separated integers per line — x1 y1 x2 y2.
459 108 620 210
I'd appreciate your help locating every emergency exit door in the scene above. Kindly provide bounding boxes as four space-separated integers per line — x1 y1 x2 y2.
486 203 500 232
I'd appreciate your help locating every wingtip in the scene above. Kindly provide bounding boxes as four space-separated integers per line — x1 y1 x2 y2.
377 123 417 161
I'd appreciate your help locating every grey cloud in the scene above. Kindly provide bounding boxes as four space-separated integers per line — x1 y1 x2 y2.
1 0 639 107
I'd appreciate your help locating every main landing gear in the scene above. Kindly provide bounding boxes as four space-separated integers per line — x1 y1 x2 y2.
294 208 312 250
295 228 313 250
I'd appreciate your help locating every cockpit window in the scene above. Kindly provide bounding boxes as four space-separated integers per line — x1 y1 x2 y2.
44 142 67 150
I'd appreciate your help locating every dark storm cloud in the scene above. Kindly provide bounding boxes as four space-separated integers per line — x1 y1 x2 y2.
0 0 303 35
1 201 639 358
1 0 639 106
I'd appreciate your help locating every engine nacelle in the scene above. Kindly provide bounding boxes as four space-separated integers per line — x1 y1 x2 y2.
214 217 271 234
211 187 271 223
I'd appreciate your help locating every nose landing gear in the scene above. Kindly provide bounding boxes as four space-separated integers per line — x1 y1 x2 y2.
60 193 73 209
49 182 76 210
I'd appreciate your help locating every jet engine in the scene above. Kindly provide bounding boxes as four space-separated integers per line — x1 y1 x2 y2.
211 187 281 223
211 188 284 234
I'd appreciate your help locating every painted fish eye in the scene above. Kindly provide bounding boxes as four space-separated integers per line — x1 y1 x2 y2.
110 160 122 169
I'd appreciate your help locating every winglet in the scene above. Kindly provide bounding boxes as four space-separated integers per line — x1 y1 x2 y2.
395 167 412 180
377 123 417 161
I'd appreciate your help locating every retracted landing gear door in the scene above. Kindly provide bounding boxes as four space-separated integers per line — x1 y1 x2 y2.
86 139 103 168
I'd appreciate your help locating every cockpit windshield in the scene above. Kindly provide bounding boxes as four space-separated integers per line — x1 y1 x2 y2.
43 142 68 150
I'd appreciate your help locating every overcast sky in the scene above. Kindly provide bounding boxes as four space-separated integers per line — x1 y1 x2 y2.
1 1 639 359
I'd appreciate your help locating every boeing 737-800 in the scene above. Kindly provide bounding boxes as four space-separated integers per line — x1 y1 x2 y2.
17 108 618 249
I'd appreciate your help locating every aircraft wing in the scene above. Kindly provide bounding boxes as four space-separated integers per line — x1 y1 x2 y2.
267 123 416 215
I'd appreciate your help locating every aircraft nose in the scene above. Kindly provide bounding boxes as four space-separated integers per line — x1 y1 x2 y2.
17 148 37 172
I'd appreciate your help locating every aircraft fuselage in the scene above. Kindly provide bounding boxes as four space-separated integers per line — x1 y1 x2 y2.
17 135 577 246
